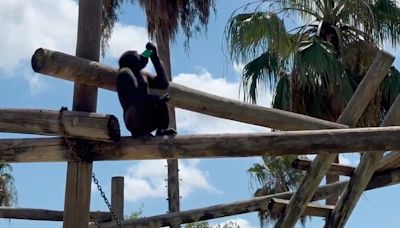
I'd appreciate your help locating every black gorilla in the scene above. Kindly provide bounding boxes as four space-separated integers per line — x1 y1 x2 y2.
117 42 176 138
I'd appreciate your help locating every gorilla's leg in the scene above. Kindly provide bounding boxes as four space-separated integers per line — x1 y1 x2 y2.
155 102 177 136
124 106 154 139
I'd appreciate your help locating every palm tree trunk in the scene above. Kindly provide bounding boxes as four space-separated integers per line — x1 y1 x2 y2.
155 31 180 228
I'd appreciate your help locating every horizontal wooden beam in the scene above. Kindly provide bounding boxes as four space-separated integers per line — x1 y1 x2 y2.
292 158 355 176
0 109 120 142
31 48 347 131
268 198 333 217
92 167 400 228
1 126 400 162
0 207 111 222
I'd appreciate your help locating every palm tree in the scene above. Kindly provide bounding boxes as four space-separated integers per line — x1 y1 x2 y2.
248 155 305 227
226 0 400 224
0 163 17 206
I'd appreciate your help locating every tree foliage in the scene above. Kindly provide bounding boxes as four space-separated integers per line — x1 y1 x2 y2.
0 163 17 206
101 0 216 54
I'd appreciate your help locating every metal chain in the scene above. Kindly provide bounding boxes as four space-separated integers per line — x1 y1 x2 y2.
58 107 122 227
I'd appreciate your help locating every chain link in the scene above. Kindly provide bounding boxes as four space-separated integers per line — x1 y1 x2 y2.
58 107 122 227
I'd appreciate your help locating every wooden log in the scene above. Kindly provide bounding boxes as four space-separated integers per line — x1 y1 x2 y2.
0 207 111 222
2 126 400 162
63 0 102 227
274 50 395 228
0 109 120 142
31 48 347 131
327 95 400 228
92 168 400 228
111 176 124 221
292 158 355 176
268 198 333 218
377 151 400 171
1 127 400 162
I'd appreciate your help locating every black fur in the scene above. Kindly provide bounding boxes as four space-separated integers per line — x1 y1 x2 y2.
116 44 176 138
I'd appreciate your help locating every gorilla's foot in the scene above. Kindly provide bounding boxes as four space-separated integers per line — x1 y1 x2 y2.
131 133 154 141
156 128 177 136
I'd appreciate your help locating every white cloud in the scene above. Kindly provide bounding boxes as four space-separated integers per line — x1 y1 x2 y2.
173 69 272 134
0 0 78 72
107 23 149 59
211 218 256 228
124 160 220 201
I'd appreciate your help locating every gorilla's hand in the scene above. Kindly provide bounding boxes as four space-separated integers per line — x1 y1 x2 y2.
160 93 171 103
146 42 158 58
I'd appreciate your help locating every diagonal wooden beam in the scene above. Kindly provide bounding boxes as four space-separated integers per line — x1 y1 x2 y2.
31 48 346 131
274 50 394 228
268 198 334 218
2 127 400 162
0 108 120 142
377 151 400 171
292 158 355 176
327 95 400 228
92 167 400 228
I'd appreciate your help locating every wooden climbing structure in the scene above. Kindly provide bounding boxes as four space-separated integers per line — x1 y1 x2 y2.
1 0 400 227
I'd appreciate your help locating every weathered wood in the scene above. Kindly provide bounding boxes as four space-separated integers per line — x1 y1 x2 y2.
111 176 124 221
0 207 111 222
274 50 394 228
2 127 400 162
377 151 400 171
156 31 181 222
327 95 400 228
292 158 355 176
268 198 333 218
63 0 102 227
0 109 120 142
31 48 348 131
92 168 400 228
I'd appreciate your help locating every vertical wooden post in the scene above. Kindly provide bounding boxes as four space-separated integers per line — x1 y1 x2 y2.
111 176 124 220
63 0 102 227
156 32 180 227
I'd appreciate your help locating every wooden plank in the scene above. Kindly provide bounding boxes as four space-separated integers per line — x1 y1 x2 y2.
377 151 400 171
292 158 355 176
327 95 400 228
111 176 124 221
268 198 333 218
274 50 394 228
0 109 120 142
63 0 102 227
31 48 348 131
91 168 400 228
2 126 400 162
0 207 111 222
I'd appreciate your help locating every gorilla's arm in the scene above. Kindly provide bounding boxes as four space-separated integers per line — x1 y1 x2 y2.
117 69 163 109
146 55 169 90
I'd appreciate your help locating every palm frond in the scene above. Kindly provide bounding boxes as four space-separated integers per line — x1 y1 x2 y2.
381 66 400 112
241 51 283 103
371 0 400 47
226 12 290 61
272 73 291 111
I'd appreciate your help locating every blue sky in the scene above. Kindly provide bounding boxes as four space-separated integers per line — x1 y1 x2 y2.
1 0 400 227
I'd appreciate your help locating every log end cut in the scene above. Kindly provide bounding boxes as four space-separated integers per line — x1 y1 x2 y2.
31 48 46 73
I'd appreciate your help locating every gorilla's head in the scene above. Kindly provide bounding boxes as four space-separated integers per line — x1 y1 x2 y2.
118 50 148 72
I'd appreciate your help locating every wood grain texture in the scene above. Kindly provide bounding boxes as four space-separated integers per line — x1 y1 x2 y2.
111 177 124 221
31 48 347 131
0 109 120 142
268 198 333 217
0 207 111 222
63 0 102 227
327 95 400 228
2 127 400 162
292 158 355 176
